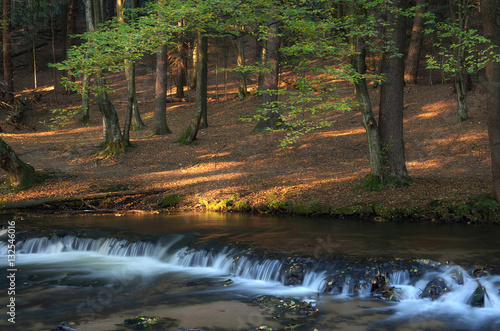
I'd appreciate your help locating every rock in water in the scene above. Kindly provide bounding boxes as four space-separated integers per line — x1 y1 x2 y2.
419 278 450 300
470 284 487 307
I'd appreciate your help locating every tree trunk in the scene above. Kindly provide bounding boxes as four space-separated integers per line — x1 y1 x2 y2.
175 20 187 99
3 0 14 103
95 75 126 154
153 43 172 135
0 138 44 189
236 32 248 100
455 70 469 122
199 34 208 129
117 0 143 137
379 0 409 183
258 38 267 92
80 0 95 123
190 39 198 90
253 20 281 132
351 41 384 180
481 0 500 202
176 31 207 144
404 0 425 85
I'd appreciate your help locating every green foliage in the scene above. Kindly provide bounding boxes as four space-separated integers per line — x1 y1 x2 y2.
41 108 80 130
160 194 183 208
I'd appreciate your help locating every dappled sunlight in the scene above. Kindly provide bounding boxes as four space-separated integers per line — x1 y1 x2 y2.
319 127 365 138
19 85 55 94
415 100 456 119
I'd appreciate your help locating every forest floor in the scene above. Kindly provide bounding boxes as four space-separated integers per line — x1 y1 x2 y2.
0 38 494 220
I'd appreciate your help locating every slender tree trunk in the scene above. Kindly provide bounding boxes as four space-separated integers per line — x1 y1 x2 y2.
3 0 14 103
404 0 425 85
175 20 187 99
80 0 95 123
153 43 172 135
117 0 143 138
481 0 500 202
199 34 208 129
190 39 198 90
352 41 384 180
378 0 409 183
455 70 469 122
236 32 248 100
258 38 267 92
176 31 207 144
0 138 44 189
253 21 281 132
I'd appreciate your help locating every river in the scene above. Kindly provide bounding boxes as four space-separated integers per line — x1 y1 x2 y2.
1 212 500 330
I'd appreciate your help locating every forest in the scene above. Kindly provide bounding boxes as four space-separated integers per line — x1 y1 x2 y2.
0 0 499 222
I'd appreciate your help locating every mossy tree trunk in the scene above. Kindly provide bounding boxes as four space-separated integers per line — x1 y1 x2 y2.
253 20 281 132
0 138 44 188
481 0 500 202
95 74 126 154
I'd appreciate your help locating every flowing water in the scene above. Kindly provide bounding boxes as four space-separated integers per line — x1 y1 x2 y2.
1 212 500 330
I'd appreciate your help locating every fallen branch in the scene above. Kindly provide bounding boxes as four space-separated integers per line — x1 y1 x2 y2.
0 188 169 210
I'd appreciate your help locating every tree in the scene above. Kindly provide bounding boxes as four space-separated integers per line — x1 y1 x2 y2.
176 30 208 143
426 0 491 122
153 0 172 135
3 0 14 103
378 0 409 184
0 138 44 189
153 42 172 135
404 0 426 84
481 0 500 202
253 20 282 131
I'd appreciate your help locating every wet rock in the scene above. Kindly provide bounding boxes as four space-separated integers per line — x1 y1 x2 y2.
281 257 313 286
470 283 487 307
53 322 78 331
471 265 492 278
449 267 465 285
419 278 450 300
124 316 158 329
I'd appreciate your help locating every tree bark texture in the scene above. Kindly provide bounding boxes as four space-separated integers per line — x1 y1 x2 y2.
253 20 281 132
3 0 14 103
481 0 500 202
378 0 409 182
153 43 172 135
404 0 425 84
0 138 42 188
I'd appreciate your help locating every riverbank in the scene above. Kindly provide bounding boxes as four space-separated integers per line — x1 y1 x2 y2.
0 51 497 222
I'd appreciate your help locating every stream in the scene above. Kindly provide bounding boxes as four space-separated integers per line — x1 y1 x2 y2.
1 212 500 330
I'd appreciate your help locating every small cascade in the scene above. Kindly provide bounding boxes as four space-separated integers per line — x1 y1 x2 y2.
302 271 327 291
389 270 410 285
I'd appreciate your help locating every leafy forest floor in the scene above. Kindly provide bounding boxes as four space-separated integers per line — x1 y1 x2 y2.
0 39 495 222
